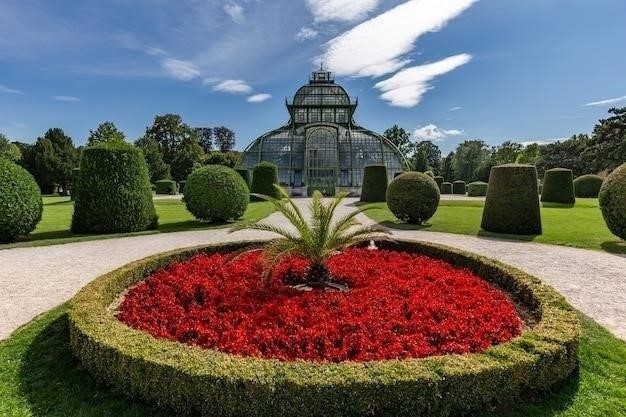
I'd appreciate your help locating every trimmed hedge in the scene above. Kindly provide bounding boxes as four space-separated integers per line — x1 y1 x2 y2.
360 164 388 202
452 180 466 195
541 168 575 204
69 239 580 417
0 158 43 243
155 179 178 195
184 165 249 222
434 176 444 190
70 167 80 201
441 182 453 194
235 168 251 187
468 181 488 197
250 162 280 200
599 163 626 240
481 164 542 235
71 143 158 234
386 172 440 224
573 174 603 198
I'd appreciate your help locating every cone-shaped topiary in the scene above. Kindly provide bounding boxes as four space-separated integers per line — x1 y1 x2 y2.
599 163 626 240
453 180 466 195
184 165 249 222
360 164 388 202
434 176 444 190
573 174 604 198
481 164 542 235
155 179 178 195
468 181 489 197
251 162 280 201
0 158 43 242
386 172 440 224
441 182 452 194
541 168 575 204
235 168 251 187
72 143 158 234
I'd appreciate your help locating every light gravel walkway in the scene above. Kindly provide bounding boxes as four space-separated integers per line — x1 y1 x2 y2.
1 198 625 341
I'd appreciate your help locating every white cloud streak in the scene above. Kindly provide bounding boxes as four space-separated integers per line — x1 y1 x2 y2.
0 84 22 94
211 79 253 94
53 95 80 102
295 27 319 42
247 93 272 103
374 54 472 107
450 106 462 111
161 58 201 80
305 0 380 23
584 95 626 107
224 2 245 24
413 124 463 142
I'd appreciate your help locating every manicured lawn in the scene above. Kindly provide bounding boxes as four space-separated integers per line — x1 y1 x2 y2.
0 304 624 416
0 196 274 249
360 199 626 254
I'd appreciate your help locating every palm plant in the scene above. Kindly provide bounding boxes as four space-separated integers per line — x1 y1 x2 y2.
230 186 392 291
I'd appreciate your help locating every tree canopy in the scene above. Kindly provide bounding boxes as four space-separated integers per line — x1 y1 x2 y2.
87 121 126 146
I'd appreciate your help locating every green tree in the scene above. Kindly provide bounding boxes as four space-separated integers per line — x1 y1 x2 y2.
516 143 541 165
195 127 213 153
441 152 455 181
383 125 413 157
413 140 442 173
452 140 488 182
87 121 126 146
0 133 22 162
535 135 589 177
170 135 204 182
412 149 429 172
213 126 236 152
30 128 78 194
134 136 171 183
581 107 626 173
204 150 240 168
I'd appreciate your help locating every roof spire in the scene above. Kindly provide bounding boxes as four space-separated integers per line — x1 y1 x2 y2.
320 61 325 71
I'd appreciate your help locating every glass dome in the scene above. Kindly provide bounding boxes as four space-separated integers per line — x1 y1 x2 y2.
239 68 408 196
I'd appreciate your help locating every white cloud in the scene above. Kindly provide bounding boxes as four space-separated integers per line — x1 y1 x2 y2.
320 0 477 77
161 58 200 80
295 27 319 42
374 54 471 107
584 95 626 107
0 84 22 94
413 124 463 142
450 106 462 111
53 95 80 102
211 79 253 94
305 0 380 23
519 138 567 146
247 93 272 103
224 2 245 24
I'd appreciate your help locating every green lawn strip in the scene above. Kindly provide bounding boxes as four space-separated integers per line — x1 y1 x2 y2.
0 198 274 250
0 305 624 416
360 199 626 254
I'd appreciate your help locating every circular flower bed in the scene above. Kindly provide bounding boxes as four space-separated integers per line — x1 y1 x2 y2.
117 249 522 362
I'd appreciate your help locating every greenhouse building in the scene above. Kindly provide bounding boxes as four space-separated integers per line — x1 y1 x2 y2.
239 67 408 196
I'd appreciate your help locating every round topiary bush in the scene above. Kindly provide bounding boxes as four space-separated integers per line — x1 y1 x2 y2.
71 143 158 234
250 162 280 200
573 174 603 198
481 164 542 235
184 165 249 222
235 168 251 187
424 170 434 178
541 168 575 204
360 164 388 202
453 180 466 195
441 182 453 194
386 172 440 224
433 176 444 190
467 181 488 197
155 179 178 195
599 163 626 240
0 158 43 243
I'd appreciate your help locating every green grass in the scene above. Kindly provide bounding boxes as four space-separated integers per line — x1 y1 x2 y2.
0 304 624 416
360 199 626 254
1 196 274 249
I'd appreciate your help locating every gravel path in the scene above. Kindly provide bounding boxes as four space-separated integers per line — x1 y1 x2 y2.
1 198 624 341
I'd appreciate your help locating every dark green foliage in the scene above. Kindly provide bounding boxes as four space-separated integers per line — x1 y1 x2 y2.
0 158 43 242
360 164 388 202
467 181 488 197
307 179 335 197
29 128 79 194
599 163 626 240
87 122 126 146
250 162 280 200
453 140 489 182
536 135 589 177
71 143 157 234
178 180 186 193
581 107 626 173
383 125 412 156
441 182 452 194
155 179 178 195
213 126 236 152
204 151 240 168
481 164 542 235
573 174 604 198
434 176 444 190
541 168 575 204
70 168 80 201
134 136 171 183
424 170 434 178
386 172 440 224
235 168 251 186
183 165 249 222
69 240 579 417
442 152 455 182
414 141 442 174
453 180 466 195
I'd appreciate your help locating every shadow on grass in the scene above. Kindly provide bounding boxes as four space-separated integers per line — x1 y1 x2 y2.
600 240 626 256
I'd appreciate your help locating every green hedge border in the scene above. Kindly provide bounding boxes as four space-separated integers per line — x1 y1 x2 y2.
69 240 580 417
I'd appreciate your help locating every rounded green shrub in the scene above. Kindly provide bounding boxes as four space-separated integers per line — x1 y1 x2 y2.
424 170 434 178
71 143 158 234
481 164 542 235
599 163 626 240
386 172 440 224
360 164 388 202
235 168 251 187
184 165 249 222
453 180 466 195
433 176 444 190
250 162 279 200
541 168 575 204
0 158 43 243
441 182 452 194
69 239 579 417
573 174 603 198
155 179 178 195
467 181 488 197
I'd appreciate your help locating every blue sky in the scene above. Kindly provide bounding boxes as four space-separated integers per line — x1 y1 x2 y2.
1 0 626 154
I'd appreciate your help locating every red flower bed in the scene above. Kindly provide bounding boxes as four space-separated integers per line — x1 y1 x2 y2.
117 249 523 362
